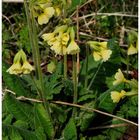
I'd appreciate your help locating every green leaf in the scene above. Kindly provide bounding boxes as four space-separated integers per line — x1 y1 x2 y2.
69 0 86 12
3 124 38 140
44 71 64 100
4 94 34 127
97 84 124 113
108 38 121 64
51 104 67 123
78 101 96 131
64 118 77 140
118 96 138 118
13 120 28 129
80 55 100 76
10 128 23 140
3 114 13 125
34 104 54 139
35 127 46 140
78 94 95 103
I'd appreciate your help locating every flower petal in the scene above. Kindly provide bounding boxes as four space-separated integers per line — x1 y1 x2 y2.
93 51 101 61
127 44 138 55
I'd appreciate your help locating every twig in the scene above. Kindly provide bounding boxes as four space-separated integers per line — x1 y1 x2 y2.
73 13 138 21
3 89 16 95
88 123 129 130
2 15 12 25
82 14 93 35
79 32 108 41
53 101 138 126
16 96 138 126
70 0 93 18
16 96 42 103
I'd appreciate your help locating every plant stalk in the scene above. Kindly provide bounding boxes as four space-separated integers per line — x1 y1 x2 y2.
72 55 78 117
126 54 129 78
87 62 103 90
24 0 51 119
64 55 67 79
84 46 89 88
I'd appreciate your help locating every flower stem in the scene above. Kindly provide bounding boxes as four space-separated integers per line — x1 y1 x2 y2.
126 54 129 78
24 0 52 119
84 45 89 88
126 92 138 96
87 62 103 90
64 55 67 79
72 55 78 117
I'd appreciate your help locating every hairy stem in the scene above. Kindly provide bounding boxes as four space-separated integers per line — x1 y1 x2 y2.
24 0 52 119
87 62 103 90
126 54 129 78
84 46 89 88
64 55 67 79
72 55 78 117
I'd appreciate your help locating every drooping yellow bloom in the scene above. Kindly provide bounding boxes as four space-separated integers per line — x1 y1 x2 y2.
101 49 112 62
38 7 55 25
88 41 112 62
42 32 56 45
113 69 127 85
66 40 80 55
6 61 22 75
50 39 62 55
127 43 138 55
111 90 126 103
21 61 34 74
54 7 61 16
61 33 69 45
93 51 101 61
7 49 34 75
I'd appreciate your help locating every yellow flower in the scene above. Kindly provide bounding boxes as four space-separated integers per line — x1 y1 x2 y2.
100 42 108 49
93 51 102 61
67 40 80 55
6 61 22 75
54 25 68 34
44 7 55 17
51 41 61 54
88 41 112 62
38 7 55 25
113 69 127 85
42 32 56 45
61 33 69 45
127 43 138 55
100 49 112 62
21 61 34 74
111 90 126 103
54 7 61 16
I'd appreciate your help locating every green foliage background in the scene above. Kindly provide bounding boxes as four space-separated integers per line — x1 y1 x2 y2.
2 0 138 140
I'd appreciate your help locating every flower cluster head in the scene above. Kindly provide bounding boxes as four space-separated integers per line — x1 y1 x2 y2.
42 25 80 55
87 41 112 62
33 0 62 25
111 90 126 103
7 49 34 75
113 69 128 85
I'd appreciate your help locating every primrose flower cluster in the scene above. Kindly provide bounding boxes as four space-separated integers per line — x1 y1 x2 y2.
33 0 61 25
87 41 112 62
42 25 80 55
111 69 138 103
7 50 34 75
